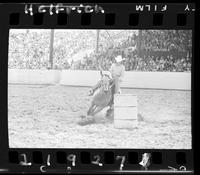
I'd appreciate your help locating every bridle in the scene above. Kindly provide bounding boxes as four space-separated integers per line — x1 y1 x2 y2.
100 74 114 92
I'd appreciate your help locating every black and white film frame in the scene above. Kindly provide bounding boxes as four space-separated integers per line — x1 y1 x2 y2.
0 2 196 174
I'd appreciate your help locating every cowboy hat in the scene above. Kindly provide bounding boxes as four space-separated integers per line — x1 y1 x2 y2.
115 55 125 63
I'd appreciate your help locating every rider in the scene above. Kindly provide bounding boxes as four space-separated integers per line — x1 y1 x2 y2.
89 55 125 98
87 55 125 120
109 55 125 94
107 54 125 111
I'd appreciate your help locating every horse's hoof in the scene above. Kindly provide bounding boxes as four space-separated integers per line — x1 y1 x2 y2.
105 109 114 120
138 113 144 121
80 115 86 119
77 121 87 126
77 116 95 126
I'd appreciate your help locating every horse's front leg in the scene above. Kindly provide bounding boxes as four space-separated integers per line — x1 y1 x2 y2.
90 104 107 116
87 103 96 116
89 81 101 96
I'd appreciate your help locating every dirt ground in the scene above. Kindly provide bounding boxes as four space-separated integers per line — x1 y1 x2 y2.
8 84 191 149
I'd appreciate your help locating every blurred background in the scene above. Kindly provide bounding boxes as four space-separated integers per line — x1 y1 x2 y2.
8 29 192 72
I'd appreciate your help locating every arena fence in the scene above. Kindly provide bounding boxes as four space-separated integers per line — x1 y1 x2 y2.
8 69 191 90
8 69 61 85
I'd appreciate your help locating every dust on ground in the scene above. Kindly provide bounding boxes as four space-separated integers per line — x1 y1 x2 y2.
8 84 191 149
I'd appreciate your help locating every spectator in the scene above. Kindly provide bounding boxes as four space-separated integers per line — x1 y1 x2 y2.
8 30 191 72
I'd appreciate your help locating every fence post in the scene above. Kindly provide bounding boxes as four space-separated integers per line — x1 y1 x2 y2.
137 30 142 57
96 30 100 53
49 29 54 69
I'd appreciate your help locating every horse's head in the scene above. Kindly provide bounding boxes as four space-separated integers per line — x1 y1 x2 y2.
100 71 113 93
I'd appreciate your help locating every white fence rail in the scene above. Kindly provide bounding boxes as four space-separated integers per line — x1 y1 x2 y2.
8 69 191 90
8 69 60 85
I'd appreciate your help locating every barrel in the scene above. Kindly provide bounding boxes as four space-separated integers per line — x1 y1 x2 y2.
114 94 138 129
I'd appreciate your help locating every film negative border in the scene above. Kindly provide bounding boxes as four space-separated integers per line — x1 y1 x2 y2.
6 149 193 173
3 3 195 29
0 2 196 174
8 12 192 28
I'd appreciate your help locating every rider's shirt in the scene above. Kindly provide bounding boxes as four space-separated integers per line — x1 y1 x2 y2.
110 63 125 82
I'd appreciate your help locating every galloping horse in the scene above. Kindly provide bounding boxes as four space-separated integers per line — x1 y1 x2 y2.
87 70 115 116
78 70 115 125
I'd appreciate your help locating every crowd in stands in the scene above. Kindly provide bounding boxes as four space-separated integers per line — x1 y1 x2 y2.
8 30 192 72
142 30 192 52
70 30 191 72
8 50 191 72
70 54 191 72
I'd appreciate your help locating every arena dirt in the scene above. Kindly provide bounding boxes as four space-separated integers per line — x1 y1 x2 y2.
8 84 191 149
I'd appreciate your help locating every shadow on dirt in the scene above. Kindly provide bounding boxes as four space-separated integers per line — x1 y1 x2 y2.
77 108 144 126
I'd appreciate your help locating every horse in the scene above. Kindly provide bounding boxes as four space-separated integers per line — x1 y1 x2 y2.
78 71 115 125
87 70 115 116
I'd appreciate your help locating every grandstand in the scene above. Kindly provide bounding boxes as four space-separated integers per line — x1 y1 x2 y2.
8 29 192 72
